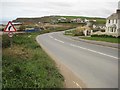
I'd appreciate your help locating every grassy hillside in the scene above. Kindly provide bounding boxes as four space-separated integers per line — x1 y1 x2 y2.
13 16 52 23
13 16 106 25
56 16 105 19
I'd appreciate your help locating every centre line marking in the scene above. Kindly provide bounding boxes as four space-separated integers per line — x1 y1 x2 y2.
73 81 82 89
49 35 53 39
76 82 82 88
54 38 65 43
70 44 118 59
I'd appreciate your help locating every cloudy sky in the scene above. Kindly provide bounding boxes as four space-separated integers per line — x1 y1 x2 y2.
0 0 119 23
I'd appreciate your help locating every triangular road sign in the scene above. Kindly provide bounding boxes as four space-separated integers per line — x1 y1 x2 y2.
4 21 16 32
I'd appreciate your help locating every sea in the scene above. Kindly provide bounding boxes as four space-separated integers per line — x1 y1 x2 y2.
0 21 8 25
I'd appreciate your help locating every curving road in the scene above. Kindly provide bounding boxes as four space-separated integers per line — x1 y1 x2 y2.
36 31 119 88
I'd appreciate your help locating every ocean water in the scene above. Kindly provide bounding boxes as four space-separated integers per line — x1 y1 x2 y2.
0 21 8 25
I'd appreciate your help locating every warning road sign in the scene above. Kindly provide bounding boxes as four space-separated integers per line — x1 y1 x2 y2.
4 21 16 32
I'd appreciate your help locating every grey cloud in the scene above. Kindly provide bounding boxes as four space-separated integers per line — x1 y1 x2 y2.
1 0 119 21
47 1 73 7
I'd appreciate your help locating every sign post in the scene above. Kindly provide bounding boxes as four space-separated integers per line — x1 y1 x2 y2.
8 32 14 47
4 21 16 48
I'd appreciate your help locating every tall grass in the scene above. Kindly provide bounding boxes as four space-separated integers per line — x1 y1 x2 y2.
82 35 120 43
2 32 64 88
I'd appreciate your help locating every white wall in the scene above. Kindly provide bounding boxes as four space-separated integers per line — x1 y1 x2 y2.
117 19 120 33
106 19 118 33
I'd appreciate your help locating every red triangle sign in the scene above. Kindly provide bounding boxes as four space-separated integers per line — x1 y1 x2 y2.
4 21 17 32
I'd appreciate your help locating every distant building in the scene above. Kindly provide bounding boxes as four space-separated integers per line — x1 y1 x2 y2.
106 1 120 36
58 17 67 23
70 18 84 23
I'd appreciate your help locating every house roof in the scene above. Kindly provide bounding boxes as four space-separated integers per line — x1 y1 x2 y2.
107 13 118 19
107 10 120 19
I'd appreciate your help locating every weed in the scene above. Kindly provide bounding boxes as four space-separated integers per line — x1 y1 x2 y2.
2 32 64 88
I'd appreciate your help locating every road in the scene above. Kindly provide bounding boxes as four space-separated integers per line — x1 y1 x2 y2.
36 31 119 88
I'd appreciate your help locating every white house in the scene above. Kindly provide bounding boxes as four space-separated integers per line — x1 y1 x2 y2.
106 1 120 36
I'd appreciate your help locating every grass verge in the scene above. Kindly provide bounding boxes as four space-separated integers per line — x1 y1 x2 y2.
81 37 120 43
2 32 64 88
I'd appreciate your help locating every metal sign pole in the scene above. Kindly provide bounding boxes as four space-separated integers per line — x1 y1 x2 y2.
10 37 13 48
8 32 14 48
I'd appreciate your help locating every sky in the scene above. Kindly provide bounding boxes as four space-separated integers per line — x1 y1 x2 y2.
0 0 119 24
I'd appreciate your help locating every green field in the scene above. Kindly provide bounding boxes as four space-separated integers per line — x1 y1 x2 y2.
2 32 64 88
81 37 120 43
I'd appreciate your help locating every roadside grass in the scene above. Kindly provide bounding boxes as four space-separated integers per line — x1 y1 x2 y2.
81 37 120 43
64 30 120 43
2 32 64 88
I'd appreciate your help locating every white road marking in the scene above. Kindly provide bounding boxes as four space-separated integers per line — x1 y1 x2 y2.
76 82 82 88
60 33 118 50
54 38 65 43
73 81 75 84
48 34 118 59
49 35 53 39
70 44 119 59
48 35 65 43
73 81 82 89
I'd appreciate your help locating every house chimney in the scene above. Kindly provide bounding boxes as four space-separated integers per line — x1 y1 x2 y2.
117 9 120 13
117 1 120 13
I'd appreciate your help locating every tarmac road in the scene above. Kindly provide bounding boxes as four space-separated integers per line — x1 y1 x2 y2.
36 31 119 88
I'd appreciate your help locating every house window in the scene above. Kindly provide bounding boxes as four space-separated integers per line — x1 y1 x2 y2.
111 28 113 32
108 20 110 23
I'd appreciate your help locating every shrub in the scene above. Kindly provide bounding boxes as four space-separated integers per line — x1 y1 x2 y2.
19 25 26 31
73 31 84 36
2 33 64 88
73 30 84 36
91 34 118 38
2 35 10 48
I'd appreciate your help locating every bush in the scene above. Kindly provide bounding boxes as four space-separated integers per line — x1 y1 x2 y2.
73 31 84 36
91 34 118 38
26 24 35 28
19 25 26 31
2 35 10 48
73 30 84 36
40 30 51 34
2 33 64 88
